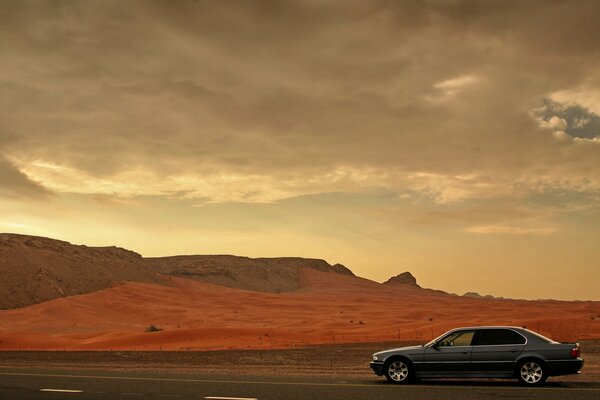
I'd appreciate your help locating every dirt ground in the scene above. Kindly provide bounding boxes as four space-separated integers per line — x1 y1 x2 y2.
0 340 597 382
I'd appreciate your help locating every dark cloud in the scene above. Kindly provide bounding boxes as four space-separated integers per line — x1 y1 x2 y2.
0 155 51 198
539 99 600 140
1 0 599 202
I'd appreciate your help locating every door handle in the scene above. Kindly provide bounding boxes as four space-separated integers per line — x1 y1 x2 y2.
462 351 468 354
510 350 518 353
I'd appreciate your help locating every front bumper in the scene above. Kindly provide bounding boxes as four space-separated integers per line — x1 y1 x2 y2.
370 360 385 375
547 358 584 376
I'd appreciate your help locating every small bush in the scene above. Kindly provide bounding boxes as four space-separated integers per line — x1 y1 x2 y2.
145 324 163 333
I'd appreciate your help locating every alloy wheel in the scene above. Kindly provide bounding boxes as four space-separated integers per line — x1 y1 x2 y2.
388 360 409 382
520 361 544 384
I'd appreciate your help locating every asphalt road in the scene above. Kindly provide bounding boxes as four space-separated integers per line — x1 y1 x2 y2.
0 369 599 400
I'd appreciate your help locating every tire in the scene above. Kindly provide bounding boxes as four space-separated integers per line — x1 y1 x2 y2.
517 360 548 385
384 358 413 384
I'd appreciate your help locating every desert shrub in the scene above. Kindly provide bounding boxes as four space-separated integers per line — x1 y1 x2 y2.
145 324 163 333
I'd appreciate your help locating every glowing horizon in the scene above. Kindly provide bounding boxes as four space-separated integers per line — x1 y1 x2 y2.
1 1 599 300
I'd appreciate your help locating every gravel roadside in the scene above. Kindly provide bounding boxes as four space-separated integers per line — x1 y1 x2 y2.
0 340 597 382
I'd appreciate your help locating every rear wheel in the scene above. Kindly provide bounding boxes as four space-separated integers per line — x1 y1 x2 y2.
517 360 547 385
384 359 413 384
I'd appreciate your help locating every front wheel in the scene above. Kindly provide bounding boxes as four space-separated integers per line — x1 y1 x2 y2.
517 360 547 385
384 359 413 384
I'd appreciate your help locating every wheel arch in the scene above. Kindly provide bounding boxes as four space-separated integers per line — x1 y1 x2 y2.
515 354 547 368
383 353 416 366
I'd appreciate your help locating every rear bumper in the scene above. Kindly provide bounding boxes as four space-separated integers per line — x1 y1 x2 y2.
547 358 584 376
370 361 385 375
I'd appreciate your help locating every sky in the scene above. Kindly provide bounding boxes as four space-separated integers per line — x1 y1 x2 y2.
1 0 599 300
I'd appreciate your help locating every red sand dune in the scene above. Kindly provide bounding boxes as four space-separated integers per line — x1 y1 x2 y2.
1 269 599 351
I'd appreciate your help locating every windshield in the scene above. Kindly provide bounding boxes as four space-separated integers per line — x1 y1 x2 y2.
425 331 450 347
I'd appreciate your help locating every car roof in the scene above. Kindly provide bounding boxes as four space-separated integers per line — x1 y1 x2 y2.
448 326 525 331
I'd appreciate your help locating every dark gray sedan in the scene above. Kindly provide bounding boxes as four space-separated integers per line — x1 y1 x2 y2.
370 326 583 385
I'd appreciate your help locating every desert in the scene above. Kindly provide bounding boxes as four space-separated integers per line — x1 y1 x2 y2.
1 235 600 399
1 233 599 358
1 233 599 393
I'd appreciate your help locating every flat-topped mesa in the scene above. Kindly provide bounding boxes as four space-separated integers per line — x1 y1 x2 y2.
383 271 421 288
145 255 354 293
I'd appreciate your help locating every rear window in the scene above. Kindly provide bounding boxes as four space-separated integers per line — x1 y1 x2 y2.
524 329 557 344
472 329 526 345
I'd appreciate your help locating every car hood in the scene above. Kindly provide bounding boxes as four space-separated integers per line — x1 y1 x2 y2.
373 345 424 358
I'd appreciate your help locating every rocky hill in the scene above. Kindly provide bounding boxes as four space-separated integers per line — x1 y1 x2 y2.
0 234 354 309
0 233 163 309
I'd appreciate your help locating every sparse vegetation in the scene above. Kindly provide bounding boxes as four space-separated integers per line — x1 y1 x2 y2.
145 324 163 333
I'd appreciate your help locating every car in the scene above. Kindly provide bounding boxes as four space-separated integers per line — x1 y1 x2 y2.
370 326 584 385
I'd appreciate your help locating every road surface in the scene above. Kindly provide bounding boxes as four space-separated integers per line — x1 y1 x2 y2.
0 369 599 400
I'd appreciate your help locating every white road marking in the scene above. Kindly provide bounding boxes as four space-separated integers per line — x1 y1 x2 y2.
40 388 83 393
205 397 258 400
0 373 593 392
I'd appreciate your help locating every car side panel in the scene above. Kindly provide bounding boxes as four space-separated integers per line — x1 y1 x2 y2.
416 346 471 377
470 344 524 374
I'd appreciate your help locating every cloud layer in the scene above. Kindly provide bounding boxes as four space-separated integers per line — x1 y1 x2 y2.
1 0 599 204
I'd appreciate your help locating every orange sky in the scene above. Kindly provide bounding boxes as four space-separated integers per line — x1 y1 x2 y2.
1 0 599 300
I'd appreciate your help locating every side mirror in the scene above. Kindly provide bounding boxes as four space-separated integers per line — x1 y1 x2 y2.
430 341 438 349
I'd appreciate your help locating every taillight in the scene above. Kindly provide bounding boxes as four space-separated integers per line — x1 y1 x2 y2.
570 345 580 358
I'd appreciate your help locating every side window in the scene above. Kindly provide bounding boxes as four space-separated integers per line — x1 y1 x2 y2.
438 331 475 347
473 329 526 345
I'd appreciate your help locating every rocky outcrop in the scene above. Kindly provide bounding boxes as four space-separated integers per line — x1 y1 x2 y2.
382 271 420 288
0 233 356 308
145 255 354 293
0 233 163 309
463 291 503 299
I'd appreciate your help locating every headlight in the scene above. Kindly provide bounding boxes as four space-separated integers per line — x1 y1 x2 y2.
372 355 378 361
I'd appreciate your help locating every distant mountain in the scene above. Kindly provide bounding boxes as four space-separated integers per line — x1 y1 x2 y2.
382 271 421 287
463 291 505 300
0 233 354 309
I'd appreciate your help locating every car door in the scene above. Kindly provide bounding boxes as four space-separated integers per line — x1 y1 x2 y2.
470 328 526 376
420 330 475 377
